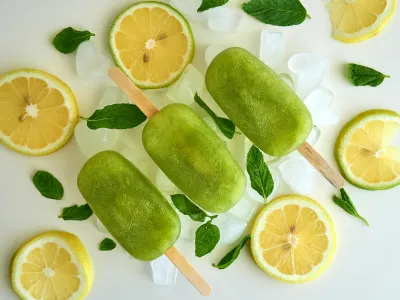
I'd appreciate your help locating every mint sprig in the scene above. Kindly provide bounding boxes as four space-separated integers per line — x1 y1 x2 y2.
242 0 309 26
171 194 216 222
195 220 220 257
333 188 369 226
213 235 251 269
194 93 238 139
347 64 390 87
198 0 229 12
99 238 117 251
247 145 274 203
59 204 93 221
81 104 147 130
32 171 64 200
53 27 95 54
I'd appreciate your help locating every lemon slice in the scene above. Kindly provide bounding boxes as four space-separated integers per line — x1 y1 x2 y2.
10 231 93 300
109 1 195 89
324 0 396 43
0 69 79 156
251 195 336 283
335 109 400 190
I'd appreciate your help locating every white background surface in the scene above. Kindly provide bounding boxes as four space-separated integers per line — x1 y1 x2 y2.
0 0 399 299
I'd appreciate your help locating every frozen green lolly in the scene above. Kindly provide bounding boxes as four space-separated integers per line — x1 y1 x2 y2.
77 151 180 261
206 47 313 157
142 103 246 214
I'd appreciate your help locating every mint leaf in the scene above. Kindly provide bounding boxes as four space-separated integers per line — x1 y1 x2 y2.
242 0 308 26
213 235 251 269
52 27 95 54
246 145 274 203
82 104 147 130
198 0 229 12
195 220 220 257
333 188 369 226
99 238 117 251
32 171 64 200
59 204 93 221
194 93 237 139
171 194 209 222
348 64 390 87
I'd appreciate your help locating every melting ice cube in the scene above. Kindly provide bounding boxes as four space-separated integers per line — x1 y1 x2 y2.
143 89 171 110
166 64 204 105
202 116 229 144
208 7 243 33
74 121 120 158
213 213 248 244
229 195 263 222
260 30 285 70
98 86 129 108
170 0 209 22
76 41 114 85
304 88 339 126
150 255 178 287
279 157 319 196
288 53 329 96
156 169 179 195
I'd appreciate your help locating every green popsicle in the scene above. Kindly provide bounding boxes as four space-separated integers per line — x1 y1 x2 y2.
142 103 246 214
77 151 180 261
206 47 313 157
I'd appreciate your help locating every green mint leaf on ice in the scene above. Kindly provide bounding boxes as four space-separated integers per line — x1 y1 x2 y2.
194 93 237 139
198 0 229 12
347 63 390 87
171 194 216 222
247 145 274 203
242 0 309 26
82 104 147 130
333 188 369 226
59 204 93 221
213 234 251 269
52 27 95 54
99 238 117 251
32 170 64 200
195 220 220 257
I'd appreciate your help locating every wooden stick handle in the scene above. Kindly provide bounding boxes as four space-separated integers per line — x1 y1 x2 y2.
297 142 345 189
165 246 211 296
108 67 159 118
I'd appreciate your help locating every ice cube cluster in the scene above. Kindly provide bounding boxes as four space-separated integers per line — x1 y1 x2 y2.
77 3 340 285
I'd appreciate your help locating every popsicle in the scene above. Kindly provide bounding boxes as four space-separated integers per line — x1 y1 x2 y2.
78 150 211 295
205 47 345 189
109 68 247 214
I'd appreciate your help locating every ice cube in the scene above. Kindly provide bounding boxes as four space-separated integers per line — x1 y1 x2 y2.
119 147 154 176
98 86 129 108
228 134 246 169
150 255 178 287
179 215 202 242
213 213 248 244
304 88 339 126
260 30 285 70
208 7 243 33
279 157 318 196
307 125 321 146
280 73 296 90
74 121 120 157
205 45 229 66
170 0 209 22
288 53 329 96
244 138 280 165
156 169 179 195
245 167 280 204
229 195 263 222
166 64 204 105
143 89 171 110
95 217 108 233
202 116 229 144
76 41 114 85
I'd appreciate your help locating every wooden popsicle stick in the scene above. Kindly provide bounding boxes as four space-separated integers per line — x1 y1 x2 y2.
166 247 212 296
109 67 212 296
297 142 345 189
108 67 159 118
